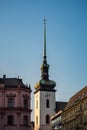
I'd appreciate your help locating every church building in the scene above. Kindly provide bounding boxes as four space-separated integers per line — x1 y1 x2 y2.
34 19 56 130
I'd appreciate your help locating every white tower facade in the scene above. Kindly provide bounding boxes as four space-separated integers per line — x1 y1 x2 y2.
34 90 56 130
34 19 56 130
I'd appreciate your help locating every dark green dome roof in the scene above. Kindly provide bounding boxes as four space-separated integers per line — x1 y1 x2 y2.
34 79 56 91
40 79 56 86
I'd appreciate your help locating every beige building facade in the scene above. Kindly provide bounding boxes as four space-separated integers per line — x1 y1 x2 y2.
51 102 67 130
62 86 87 130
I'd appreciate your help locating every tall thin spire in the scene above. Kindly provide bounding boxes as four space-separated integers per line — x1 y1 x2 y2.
41 18 49 80
34 19 56 90
43 18 47 64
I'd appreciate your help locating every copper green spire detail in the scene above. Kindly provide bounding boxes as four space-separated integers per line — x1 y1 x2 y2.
34 19 56 91
41 19 49 80
43 18 47 64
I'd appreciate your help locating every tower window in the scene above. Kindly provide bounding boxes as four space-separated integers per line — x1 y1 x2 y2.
8 115 13 125
46 99 49 108
8 98 14 108
36 100 38 109
36 116 38 125
46 115 50 124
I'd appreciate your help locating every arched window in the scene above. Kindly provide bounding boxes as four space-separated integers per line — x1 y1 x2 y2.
46 115 50 124
46 99 49 108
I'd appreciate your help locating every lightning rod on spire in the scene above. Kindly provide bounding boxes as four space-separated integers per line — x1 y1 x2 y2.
43 18 47 63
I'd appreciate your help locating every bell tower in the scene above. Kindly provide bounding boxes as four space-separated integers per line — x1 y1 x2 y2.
34 19 56 130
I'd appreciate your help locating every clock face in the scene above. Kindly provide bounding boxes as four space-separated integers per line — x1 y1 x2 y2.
45 93 50 98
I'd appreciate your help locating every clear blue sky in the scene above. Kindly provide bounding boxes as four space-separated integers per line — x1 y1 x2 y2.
0 0 87 105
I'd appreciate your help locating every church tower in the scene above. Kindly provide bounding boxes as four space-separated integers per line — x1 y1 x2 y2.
34 19 56 130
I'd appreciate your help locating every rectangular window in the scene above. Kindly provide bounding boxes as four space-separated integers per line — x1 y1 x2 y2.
8 98 14 107
46 115 50 124
23 115 28 126
80 116 83 125
36 100 38 109
8 115 13 125
24 99 28 108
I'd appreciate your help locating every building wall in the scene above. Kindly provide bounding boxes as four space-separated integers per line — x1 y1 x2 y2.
34 91 40 130
62 86 87 130
40 91 55 124
51 111 62 130
0 83 32 130
34 90 55 130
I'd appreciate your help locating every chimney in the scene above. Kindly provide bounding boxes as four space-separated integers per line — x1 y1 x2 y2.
3 74 6 80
